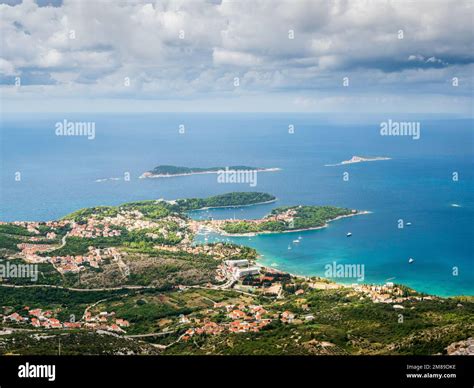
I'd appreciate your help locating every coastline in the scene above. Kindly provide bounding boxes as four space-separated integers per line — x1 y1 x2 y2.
252 245 465 299
195 211 464 298
253 253 426 296
254 259 431 297
199 210 371 237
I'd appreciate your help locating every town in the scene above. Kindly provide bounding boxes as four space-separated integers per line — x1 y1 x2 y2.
0 195 471 356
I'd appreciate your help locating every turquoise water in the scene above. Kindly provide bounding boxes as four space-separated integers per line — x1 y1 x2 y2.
1 113 473 296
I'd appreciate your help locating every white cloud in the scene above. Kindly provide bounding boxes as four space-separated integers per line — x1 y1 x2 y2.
213 49 262 66
0 58 16 75
0 0 472 113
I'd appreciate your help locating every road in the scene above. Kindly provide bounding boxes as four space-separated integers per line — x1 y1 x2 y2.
0 283 156 292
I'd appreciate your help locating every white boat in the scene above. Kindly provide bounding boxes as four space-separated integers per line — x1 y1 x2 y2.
346 232 352 237
288 245 292 250
298 236 302 240
408 258 415 264
292 239 300 243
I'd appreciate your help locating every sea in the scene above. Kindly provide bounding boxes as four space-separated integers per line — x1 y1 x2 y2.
0 113 472 296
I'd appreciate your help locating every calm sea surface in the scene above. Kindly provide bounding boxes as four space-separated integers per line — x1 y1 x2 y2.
1 113 472 296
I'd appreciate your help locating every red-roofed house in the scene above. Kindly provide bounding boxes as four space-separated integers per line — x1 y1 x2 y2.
228 310 247 320
49 318 62 328
31 318 41 327
116 319 130 327
29 309 42 317
6 312 23 322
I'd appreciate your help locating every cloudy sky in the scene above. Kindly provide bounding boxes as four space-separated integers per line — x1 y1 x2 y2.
0 0 473 113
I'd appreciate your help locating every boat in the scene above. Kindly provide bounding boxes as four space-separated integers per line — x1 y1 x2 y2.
408 258 415 264
298 236 302 240
292 239 300 243
288 245 292 250
346 232 352 237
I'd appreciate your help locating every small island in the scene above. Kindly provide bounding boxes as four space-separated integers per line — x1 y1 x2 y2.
325 155 391 167
139 165 280 179
199 205 369 235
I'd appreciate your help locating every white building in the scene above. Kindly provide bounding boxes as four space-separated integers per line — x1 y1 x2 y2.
225 259 249 268
235 266 260 278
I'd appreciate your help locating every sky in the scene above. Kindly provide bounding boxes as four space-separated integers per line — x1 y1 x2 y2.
0 0 473 114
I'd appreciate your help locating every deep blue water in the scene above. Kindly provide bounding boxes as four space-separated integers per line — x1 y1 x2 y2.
1 113 472 296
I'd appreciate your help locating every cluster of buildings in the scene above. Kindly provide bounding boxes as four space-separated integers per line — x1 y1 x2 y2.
184 321 224 337
51 247 106 273
259 208 298 224
2 305 131 334
17 243 53 263
279 309 315 324
16 241 117 274
181 303 273 341
157 241 245 259
9 208 194 279
68 220 122 238
280 310 296 323
103 212 188 237
204 207 299 234
83 311 130 333
8 220 69 235
102 211 159 230
227 304 272 333
9 220 74 262
352 282 433 304
3 307 80 329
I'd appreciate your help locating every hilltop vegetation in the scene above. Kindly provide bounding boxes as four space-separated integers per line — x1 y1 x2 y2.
172 192 275 212
62 206 119 222
0 224 35 236
63 192 276 222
